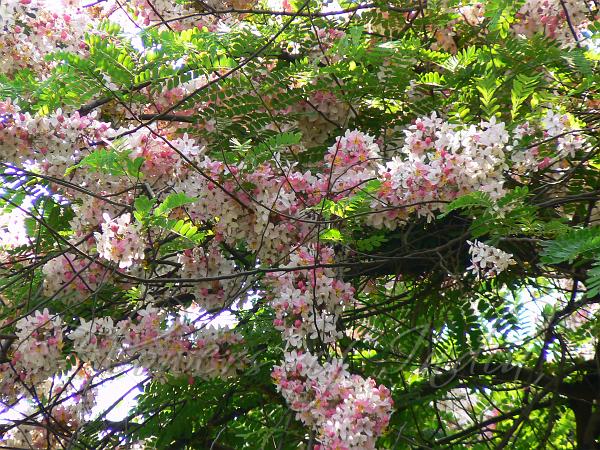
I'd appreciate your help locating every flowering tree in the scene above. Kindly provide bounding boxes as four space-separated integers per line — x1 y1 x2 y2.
1 0 600 448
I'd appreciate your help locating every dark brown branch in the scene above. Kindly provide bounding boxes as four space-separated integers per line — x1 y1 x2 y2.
421 360 598 402
134 114 197 123
77 81 152 116
435 400 557 445
157 3 423 25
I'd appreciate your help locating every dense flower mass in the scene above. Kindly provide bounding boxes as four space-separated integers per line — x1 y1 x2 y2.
71 305 247 379
0 306 246 401
273 350 393 450
1 368 95 449
322 129 381 198
177 243 238 311
0 104 111 175
14 309 64 380
42 250 109 298
0 107 587 447
0 206 28 259
467 240 516 278
513 0 590 47
0 0 94 75
267 246 355 347
510 109 585 175
94 212 145 269
367 115 509 228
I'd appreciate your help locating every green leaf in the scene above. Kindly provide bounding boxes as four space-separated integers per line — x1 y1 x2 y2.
127 157 145 178
476 76 501 118
68 149 126 176
134 195 156 222
68 144 144 178
163 218 205 243
320 228 343 242
439 192 494 218
511 73 540 119
154 193 197 216
541 227 600 264
586 260 600 298
355 233 388 252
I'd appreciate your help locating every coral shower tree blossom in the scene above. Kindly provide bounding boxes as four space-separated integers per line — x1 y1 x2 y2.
94 212 145 269
369 114 510 228
267 246 356 347
0 104 586 447
13 309 65 384
0 305 247 403
266 246 396 447
510 109 585 174
272 350 394 450
431 0 589 52
70 305 247 379
1 368 96 448
467 240 516 279
0 0 93 75
0 103 111 175
176 242 238 311
513 0 590 46
0 111 586 448
0 206 28 260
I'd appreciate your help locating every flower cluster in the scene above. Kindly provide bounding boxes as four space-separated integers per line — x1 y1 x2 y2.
2 406 82 448
94 213 145 269
267 247 393 447
513 0 590 47
0 206 28 261
428 3 487 54
435 388 488 430
0 309 66 398
321 129 381 199
42 251 109 299
1 366 96 448
126 0 254 31
541 109 585 158
467 240 516 278
128 0 196 29
69 316 118 365
0 306 247 404
370 114 509 228
177 243 238 311
272 350 393 450
175 156 317 263
297 90 352 147
14 309 64 378
308 28 346 64
122 128 204 180
510 109 584 175
69 306 247 380
267 246 355 347
0 0 94 76
0 107 111 176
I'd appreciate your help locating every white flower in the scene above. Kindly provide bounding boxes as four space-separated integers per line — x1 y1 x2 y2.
94 213 145 269
467 240 516 278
